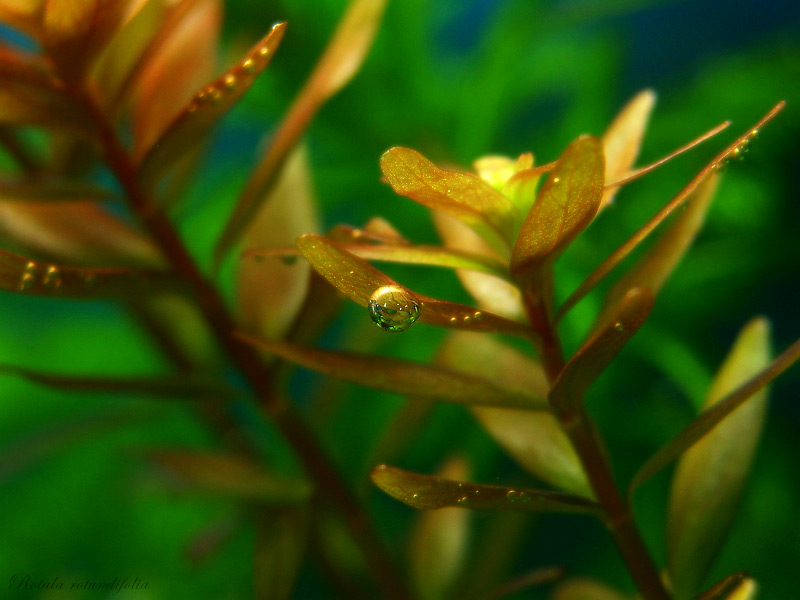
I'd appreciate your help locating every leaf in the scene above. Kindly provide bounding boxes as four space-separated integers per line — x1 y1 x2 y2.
236 333 548 411
600 89 656 210
666 318 771 598
433 212 525 321
132 0 220 165
693 573 752 600
438 331 590 496
136 22 286 185
629 329 800 495
409 457 472 600
237 145 318 341
590 175 719 327
510 135 604 281
254 507 310 600
0 179 114 201
371 465 601 515
0 364 236 400
485 567 564 600
213 0 388 267
551 578 631 600
0 0 45 36
381 147 518 253
296 233 532 337
0 249 180 297
549 289 653 415
0 47 95 133
557 102 785 321
473 153 533 190
147 450 313 503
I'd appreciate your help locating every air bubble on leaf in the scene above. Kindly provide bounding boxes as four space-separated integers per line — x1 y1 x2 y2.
473 311 484 322
614 322 624 333
42 266 62 289
457 496 469 506
368 285 421 332
506 489 520 503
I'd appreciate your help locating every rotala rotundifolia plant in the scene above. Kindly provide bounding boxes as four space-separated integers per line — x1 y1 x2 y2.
0 1 796 599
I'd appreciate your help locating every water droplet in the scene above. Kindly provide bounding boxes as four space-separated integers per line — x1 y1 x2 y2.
208 86 222 104
223 74 237 90
456 496 469 506
18 272 35 291
196 89 208 102
412 493 419 500
449 316 458 325
462 315 471 324
368 285 421 332
552 177 561 184
473 311 484 321
506 489 520 503
241 58 256 74
258 46 270 58
614 322 624 333
473 489 480 495
42 265 62 289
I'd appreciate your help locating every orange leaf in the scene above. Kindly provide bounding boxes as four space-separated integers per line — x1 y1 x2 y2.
510 135 604 280
0 0 45 36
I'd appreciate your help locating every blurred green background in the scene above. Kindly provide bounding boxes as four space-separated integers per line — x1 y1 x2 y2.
1 0 799 598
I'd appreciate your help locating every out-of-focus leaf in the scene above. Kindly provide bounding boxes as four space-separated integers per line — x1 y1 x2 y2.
551 578 630 600
42 0 130 81
666 318 771 599
237 145 317 341
381 147 518 253
0 249 180 297
136 22 286 185
409 457 471 600
557 102 785 320
473 153 532 190
236 333 548 411
0 201 163 267
485 567 564 600
132 0 219 165
214 0 388 267
296 234 533 337
438 331 590 496
370 465 600 515
433 212 525 321
550 289 653 414
0 364 235 399
0 47 95 133
629 332 800 495
510 136 604 282
590 175 719 327
0 179 114 201
185 515 241 565
599 89 655 210
254 507 310 600
147 450 313 503
0 0 44 36
693 573 751 600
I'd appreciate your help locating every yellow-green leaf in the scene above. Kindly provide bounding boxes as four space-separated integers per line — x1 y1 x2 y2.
438 331 590 496
666 318 771 599
296 233 532 337
630 334 800 494
371 465 601 515
381 147 518 253
409 457 471 600
147 450 313 503
551 578 631 600
136 22 286 185
237 333 548 411
510 136 604 281
0 249 180 297
693 573 752 600
557 102 785 321
213 0 388 267
549 289 653 415
600 89 656 210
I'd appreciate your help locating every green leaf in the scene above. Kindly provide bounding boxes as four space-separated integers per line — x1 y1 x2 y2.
0 364 236 400
0 249 181 297
551 578 631 600
438 331 590 496
510 135 604 281
213 0 388 268
666 318 771 598
370 465 601 515
136 22 286 186
296 234 532 337
557 102 785 321
254 507 310 600
147 450 313 503
693 573 752 600
629 329 800 495
236 333 548 411
409 458 472 600
549 288 653 415
380 146 518 253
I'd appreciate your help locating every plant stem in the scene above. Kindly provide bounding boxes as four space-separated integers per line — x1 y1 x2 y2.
83 95 413 600
524 285 670 600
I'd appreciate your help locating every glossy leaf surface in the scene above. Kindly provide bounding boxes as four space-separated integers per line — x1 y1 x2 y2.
237 333 548 410
371 465 600 515
667 319 770 599
510 136 604 280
